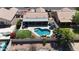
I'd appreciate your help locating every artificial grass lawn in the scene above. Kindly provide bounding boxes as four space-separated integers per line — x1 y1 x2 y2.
16 30 32 39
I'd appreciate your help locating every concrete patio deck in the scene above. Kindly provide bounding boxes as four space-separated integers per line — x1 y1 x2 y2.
71 42 79 51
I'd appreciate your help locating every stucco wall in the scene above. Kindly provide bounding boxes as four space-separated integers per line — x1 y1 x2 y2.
6 40 12 51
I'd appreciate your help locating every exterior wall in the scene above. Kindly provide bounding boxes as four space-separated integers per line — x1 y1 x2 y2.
6 40 12 51
52 12 60 24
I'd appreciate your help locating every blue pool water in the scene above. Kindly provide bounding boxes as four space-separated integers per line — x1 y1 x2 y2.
34 28 50 36
0 41 7 51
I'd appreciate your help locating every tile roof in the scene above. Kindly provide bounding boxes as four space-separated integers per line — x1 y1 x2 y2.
36 7 46 12
57 8 75 22
0 8 18 21
23 12 48 19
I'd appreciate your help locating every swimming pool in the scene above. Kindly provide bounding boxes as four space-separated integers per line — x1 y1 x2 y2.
0 41 7 51
34 28 50 36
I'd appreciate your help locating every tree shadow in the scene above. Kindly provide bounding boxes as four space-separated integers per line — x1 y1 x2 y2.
50 41 71 51
50 42 59 50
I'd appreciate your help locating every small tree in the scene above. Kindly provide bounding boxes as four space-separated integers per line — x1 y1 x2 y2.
73 11 79 24
16 19 22 29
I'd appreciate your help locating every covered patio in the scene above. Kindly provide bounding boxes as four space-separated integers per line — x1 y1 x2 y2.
22 18 48 27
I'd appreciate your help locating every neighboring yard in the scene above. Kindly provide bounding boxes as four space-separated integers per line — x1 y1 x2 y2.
16 30 32 39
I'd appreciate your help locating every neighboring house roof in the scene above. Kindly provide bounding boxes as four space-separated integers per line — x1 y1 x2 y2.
58 8 74 12
23 12 48 19
29 9 35 12
17 8 35 15
57 8 75 22
0 8 18 21
36 7 46 12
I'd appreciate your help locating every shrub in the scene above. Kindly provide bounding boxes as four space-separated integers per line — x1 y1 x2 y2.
16 30 32 39
10 32 16 39
16 19 22 29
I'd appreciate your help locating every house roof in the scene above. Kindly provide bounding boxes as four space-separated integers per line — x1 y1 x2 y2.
0 8 18 21
57 8 75 22
23 12 48 19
